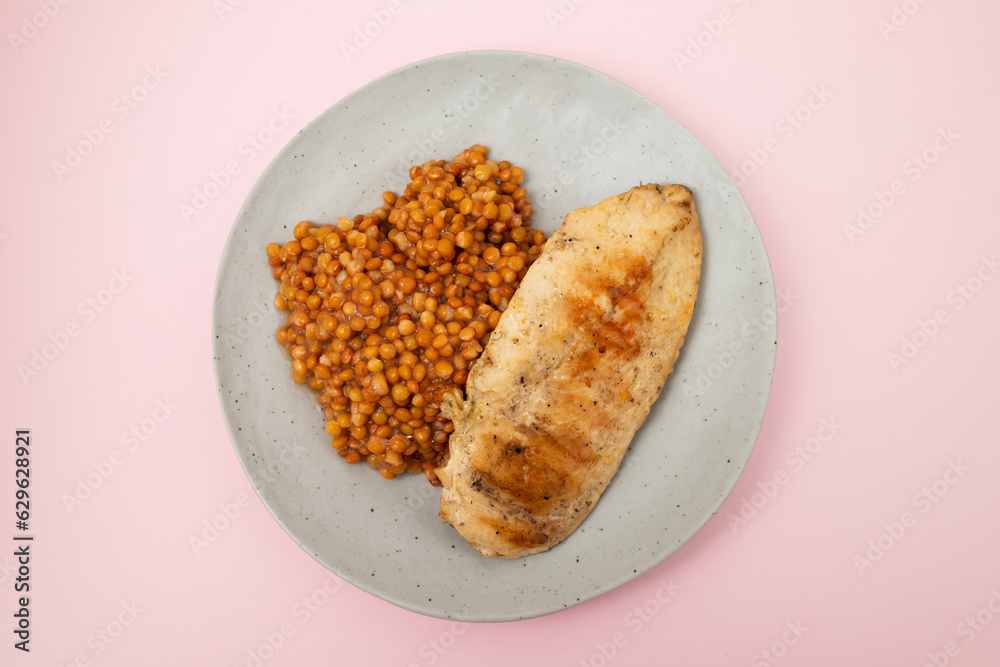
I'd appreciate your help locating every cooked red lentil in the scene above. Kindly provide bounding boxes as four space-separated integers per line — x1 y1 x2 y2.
267 146 545 484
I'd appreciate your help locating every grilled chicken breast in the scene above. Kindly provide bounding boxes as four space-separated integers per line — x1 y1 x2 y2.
436 184 703 558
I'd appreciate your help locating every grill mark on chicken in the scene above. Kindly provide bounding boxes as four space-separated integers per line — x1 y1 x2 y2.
471 423 594 516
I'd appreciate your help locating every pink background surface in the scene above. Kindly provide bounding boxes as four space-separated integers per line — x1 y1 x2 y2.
2 0 999 665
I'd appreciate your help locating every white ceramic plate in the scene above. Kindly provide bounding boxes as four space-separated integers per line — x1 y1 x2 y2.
212 50 775 621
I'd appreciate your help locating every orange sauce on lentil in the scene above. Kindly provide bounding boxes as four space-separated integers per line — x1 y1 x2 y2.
266 146 546 484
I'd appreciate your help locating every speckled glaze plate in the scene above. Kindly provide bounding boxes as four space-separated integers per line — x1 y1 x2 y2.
212 51 775 622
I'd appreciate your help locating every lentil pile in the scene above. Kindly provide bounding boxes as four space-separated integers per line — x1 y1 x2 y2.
267 146 546 484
